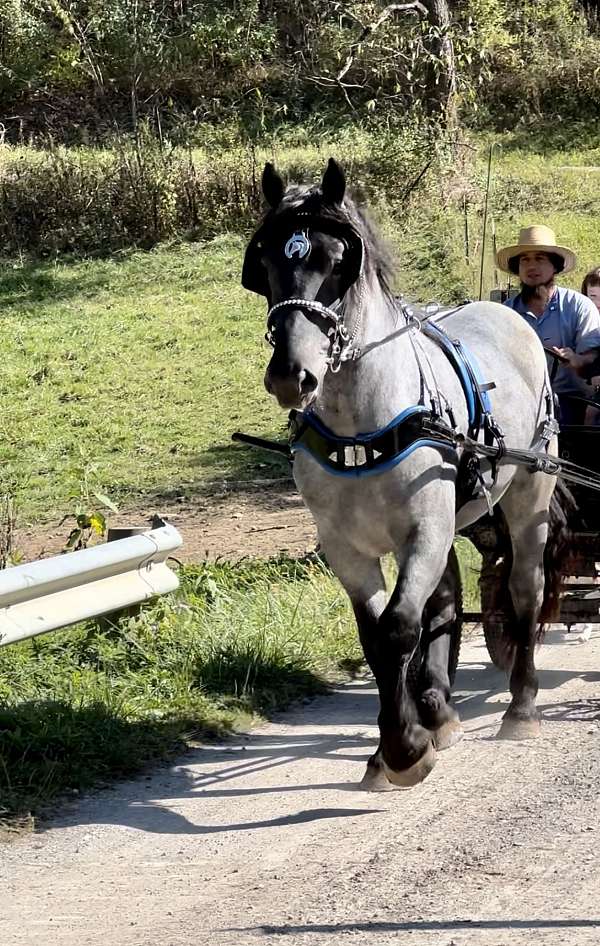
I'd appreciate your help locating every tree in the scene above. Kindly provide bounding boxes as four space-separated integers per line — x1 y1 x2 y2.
0 0 23 63
421 0 457 125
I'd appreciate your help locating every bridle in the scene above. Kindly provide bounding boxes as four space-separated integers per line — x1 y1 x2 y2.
266 281 367 373
253 211 463 375
245 209 369 372
265 278 443 375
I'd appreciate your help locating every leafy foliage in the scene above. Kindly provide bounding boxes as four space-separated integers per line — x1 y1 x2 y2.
465 0 600 126
1 1 598 141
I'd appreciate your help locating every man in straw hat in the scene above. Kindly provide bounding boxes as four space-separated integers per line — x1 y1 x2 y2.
496 224 600 424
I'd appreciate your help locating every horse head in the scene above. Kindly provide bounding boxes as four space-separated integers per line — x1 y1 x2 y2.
242 158 367 410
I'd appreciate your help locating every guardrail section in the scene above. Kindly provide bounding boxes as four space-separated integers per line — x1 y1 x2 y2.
0 521 183 647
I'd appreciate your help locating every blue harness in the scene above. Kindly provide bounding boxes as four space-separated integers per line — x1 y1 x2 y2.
421 320 494 435
290 319 501 479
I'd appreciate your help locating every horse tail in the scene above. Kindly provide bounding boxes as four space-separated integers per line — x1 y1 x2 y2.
538 477 579 632
464 477 578 664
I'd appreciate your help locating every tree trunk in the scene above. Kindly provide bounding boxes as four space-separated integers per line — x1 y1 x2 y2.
421 0 457 127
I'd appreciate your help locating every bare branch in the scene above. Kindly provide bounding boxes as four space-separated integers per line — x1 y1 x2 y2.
400 158 434 202
306 75 366 90
336 1 427 82
369 2 428 33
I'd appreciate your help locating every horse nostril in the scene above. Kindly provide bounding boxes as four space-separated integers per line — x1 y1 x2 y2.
298 369 318 396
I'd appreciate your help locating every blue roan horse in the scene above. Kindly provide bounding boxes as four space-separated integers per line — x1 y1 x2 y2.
242 158 567 790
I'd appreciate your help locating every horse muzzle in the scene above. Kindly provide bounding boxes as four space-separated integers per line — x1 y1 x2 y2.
264 363 319 410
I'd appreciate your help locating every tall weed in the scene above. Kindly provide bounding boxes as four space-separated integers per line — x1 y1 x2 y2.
0 124 468 257
0 130 263 254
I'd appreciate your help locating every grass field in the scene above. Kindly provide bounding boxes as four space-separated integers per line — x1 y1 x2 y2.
0 129 597 826
2 135 600 526
0 236 285 526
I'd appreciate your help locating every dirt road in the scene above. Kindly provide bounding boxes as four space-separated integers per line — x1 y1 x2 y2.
15 480 317 563
2 627 600 946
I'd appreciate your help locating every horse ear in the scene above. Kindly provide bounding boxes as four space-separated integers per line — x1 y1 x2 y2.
321 158 346 206
262 162 285 209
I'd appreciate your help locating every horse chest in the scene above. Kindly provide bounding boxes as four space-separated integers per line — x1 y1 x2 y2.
293 450 455 556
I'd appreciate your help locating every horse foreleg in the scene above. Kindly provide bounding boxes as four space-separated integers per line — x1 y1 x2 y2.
321 507 455 788
317 542 392 791
374 515 455 787
419 545 464 750
497 468 556 739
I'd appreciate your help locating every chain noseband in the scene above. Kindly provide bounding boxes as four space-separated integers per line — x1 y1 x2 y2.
266 278 366 373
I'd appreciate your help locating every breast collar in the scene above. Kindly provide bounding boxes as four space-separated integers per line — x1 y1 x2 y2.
289 318 506 482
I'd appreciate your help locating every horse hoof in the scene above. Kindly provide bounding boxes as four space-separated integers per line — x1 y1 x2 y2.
497 716 541 740
433 717 464 751
383 741 436 787
359 766 395 793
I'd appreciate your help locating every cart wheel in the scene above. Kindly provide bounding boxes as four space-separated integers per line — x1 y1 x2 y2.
460 512 517 672
482 617 514 673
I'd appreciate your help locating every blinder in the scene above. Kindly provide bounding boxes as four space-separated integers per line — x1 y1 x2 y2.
242 230 271 298
241 210 365 300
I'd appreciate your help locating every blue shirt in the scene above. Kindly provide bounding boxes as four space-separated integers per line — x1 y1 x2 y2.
504 286 600 395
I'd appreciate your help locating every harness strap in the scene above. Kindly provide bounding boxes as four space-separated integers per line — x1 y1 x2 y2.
409 329 444 418
422 322 491 437
422 319 506 497
532 382 560 453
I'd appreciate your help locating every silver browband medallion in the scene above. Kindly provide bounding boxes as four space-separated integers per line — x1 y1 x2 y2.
285 231 311 260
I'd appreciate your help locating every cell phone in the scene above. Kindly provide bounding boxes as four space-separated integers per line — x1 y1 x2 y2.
542 346 569 364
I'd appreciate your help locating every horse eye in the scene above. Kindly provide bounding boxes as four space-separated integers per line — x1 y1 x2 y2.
332 259 344 273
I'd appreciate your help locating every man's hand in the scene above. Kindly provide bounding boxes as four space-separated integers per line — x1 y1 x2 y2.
550 346 597 375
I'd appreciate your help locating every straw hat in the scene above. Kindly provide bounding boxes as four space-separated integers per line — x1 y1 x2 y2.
495 225 577 275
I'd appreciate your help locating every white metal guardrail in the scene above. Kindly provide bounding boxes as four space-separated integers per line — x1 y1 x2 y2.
0 520 183 647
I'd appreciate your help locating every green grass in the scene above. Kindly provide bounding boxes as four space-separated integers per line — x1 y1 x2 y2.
0 556 359 825
0 236 287 524
455 538 481 613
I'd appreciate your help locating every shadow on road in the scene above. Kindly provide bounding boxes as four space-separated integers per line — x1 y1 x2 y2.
232 918 600 936
40 630 600 837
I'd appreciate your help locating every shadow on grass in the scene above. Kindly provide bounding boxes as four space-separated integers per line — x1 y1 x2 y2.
0 253 143 312
196 653 328 714
187 439 292 483
137 441 297 510
0 699 194 822
0 653 328 825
